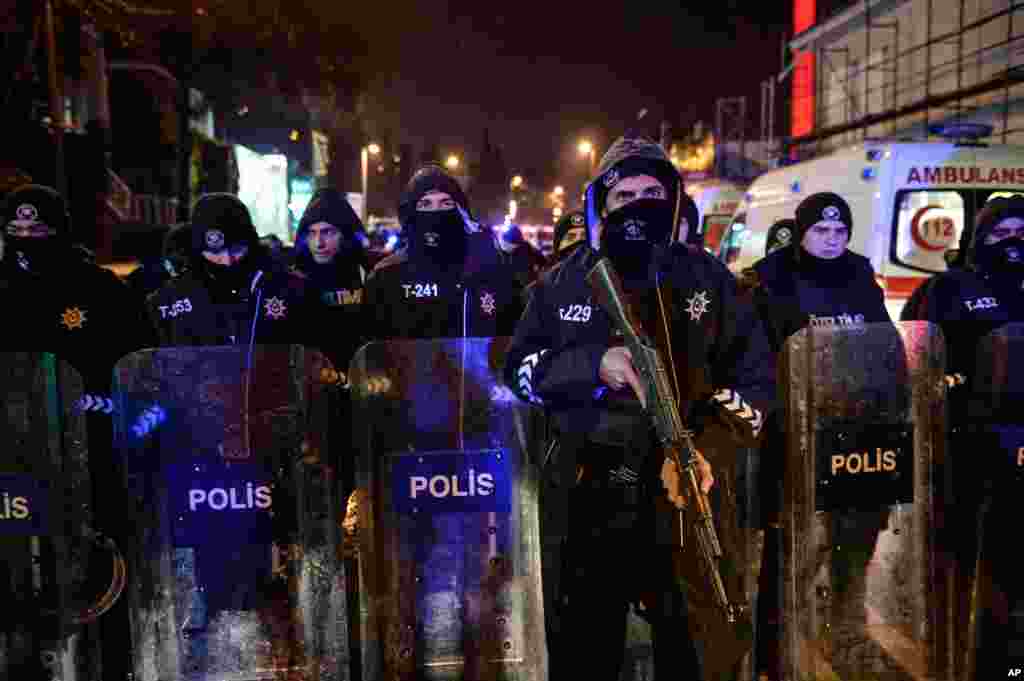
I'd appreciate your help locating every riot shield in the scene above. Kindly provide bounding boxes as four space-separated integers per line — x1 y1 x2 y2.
964 323 1024 679
112 345 348 681
348 337 546 681
1 352 125 680
780 322 951 681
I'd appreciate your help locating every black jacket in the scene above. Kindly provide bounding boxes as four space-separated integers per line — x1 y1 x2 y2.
0 249 153 392
505 243 775 443
290 260 365 373
362 232 524 341
902 266 1024 380
742 246 890 351
147 261 318 349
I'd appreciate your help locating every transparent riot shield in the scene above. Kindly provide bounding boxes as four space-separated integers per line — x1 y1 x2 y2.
113 345 348 681
964 323 1024 679
1 352 125 680
348 338 546 681
780 322 951 681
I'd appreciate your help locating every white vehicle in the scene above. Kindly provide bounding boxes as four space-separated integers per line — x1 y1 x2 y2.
719 140 1024 319
683 179 746 255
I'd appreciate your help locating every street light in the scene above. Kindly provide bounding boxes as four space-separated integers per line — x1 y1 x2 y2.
553 185 565 197
511 175 524 190
578 139 596 174
508 199 518 221
446 154 460 170
361 143 381 223
553 206 563 219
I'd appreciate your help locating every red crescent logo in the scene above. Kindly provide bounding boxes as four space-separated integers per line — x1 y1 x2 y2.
910 205 955 252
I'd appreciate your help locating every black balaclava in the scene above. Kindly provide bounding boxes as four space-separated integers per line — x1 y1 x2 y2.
765 218 797 256
189 193 261 294
971 196 1024 275
2 184 73 274
295 188 366 290
584 136 681 282
793 192 855 284
397 165 475 268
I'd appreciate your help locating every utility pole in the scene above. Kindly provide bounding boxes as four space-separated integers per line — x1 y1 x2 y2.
43 0 66 197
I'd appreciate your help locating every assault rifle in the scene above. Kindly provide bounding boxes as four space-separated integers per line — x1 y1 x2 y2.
585 256 739 624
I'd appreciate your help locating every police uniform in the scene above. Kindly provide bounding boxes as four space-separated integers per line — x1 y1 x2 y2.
362 166 524 342
738 193 895 680
903 196 1024 677
505 136 775 680
1 184 151 681
147 194 317 349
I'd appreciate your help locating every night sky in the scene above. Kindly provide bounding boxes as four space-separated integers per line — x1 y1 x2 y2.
363 0 792 185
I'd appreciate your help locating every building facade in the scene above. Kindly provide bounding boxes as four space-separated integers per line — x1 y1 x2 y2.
790 0 1024 154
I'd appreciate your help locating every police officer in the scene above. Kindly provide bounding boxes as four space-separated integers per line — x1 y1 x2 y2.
551 210 587 263
739 194 894 681
900 197 1021 357
505 134 775 680
764 218 796 257
903 195 1024 677
148 193 317 347
677 191 702 250
362 164 524 340
292 187 368 372
495 221 547 290
125 222 192 304
0 183 151 681
1 183 153 386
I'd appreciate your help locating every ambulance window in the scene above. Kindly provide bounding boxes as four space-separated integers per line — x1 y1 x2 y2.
893 190 965 274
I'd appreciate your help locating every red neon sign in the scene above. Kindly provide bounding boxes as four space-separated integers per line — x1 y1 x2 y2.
792 0 816 138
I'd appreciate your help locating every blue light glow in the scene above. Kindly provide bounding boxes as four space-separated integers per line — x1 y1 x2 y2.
131 405 167 439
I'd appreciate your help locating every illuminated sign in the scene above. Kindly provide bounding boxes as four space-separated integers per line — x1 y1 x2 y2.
312 130 330 177
906 166 1024 185
391 449 511 514
910 205 958 252
791 0 816 138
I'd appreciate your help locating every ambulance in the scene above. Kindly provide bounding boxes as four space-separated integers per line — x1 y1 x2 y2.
719 138 1024 319
684 179 746 255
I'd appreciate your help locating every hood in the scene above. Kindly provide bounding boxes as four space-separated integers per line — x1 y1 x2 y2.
296 188 364 243
188 193 258 260
3 184 71 238
294 188 366 273
966 195 1024 268
398 164 474 230
583 135 682 250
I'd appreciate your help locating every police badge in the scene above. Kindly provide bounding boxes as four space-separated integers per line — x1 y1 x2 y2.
822 205 842 221
603 168 620 188
205 229 226 251
16 204 38 221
